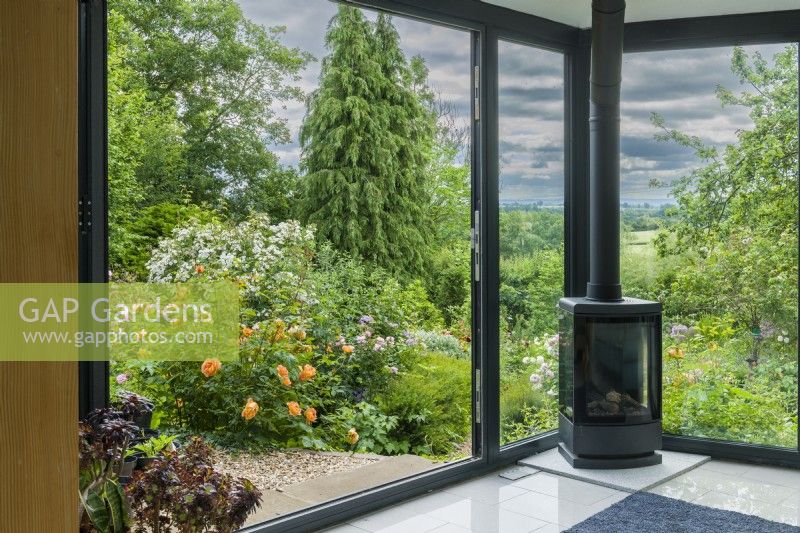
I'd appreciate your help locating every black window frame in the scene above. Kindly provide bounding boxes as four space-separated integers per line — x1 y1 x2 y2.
78 0 800 530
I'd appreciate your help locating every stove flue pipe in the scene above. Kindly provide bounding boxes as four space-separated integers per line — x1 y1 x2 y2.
586 0 625 301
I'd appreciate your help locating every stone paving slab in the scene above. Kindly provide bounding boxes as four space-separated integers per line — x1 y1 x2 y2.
518 448 710 492
245 489 309 525
283 454 438 503
244 454 438 526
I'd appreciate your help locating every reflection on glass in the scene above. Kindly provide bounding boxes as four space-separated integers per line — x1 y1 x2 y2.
620 43 799 448
498 40 565 445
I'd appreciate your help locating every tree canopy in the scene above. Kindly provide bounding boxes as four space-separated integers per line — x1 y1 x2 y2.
655 44 799 329
299 6 435 275
109 0 310 210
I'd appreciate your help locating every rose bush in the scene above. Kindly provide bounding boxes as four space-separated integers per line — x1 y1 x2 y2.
113 214 466 454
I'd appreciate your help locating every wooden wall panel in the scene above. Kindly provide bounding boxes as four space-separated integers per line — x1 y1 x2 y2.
0 0 79 531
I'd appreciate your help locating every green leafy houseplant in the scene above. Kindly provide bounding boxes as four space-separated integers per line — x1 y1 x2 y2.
128 434 176 458
128 434 177 470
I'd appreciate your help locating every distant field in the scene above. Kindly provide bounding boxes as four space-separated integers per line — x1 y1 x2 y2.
624 230 657 259
627 230 657 246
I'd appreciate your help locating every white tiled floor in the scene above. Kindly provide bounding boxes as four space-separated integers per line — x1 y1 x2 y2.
649 459 800 526
323 459 800 532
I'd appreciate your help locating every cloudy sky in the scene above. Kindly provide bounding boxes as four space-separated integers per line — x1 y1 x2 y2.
238 0 471 171
238 1 787 202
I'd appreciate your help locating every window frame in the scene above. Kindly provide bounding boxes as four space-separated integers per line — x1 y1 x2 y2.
78 1 800 531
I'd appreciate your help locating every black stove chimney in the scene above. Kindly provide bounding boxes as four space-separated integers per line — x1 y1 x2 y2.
587 0 625 301
556 0 663 470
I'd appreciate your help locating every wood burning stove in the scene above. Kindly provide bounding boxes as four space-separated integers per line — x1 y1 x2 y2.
557 0 663 468
558 299 662 468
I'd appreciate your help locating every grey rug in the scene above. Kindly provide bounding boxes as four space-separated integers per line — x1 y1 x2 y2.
566 492 799 532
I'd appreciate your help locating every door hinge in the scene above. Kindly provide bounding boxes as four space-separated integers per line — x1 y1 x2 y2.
79 195 92 235
472 210 480 282
474 368 481 423
473 65 480 121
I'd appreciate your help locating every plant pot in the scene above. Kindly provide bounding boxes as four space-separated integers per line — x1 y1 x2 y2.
136 456 157 471
119 454 139 481
133 411 153 430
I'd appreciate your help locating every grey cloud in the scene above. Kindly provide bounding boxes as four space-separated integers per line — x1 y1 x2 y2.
238 1 788 201
239 0 471 167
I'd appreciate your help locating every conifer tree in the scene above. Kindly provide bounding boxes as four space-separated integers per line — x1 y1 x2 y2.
300 6 435 274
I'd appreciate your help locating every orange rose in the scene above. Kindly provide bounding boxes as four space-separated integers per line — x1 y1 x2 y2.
299 364 317 382
242 398 259 420
195 264 205 274
342 345 354 354
304 407 317 424
347 427 359 445
201 358 222 378
281 376 292 387
287 401 301 416
667 347 685 359
276 364 289 378
242 326 254 338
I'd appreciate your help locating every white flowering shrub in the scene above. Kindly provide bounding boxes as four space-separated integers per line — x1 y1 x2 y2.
147 215 317 320
148 214 314 283
522 334 559 397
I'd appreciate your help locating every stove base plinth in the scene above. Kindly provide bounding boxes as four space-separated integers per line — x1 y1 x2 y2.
558 442 662 470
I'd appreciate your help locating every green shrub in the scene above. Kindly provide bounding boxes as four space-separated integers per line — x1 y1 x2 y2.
662 333 798 448
500 250 563 339
377 353 471 456
416 331 467 359
324 402 408 455
424 246 470 326
113 202 219 279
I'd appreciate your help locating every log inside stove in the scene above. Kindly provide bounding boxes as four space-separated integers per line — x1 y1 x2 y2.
586 388 649 417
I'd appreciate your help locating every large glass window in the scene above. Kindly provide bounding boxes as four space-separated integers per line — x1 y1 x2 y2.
620 43 799 448
497 40 565 445
106 0 474 526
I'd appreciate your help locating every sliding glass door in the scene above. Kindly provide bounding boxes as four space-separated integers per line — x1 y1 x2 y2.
496 39 566 446
104 0 480 528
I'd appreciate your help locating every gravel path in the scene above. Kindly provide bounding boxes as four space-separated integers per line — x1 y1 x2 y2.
211 448 382 492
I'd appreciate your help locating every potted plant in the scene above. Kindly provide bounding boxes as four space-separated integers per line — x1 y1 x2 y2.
119 451 140 483
79 408 138 532
127 433 177 470
115 390 154 430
